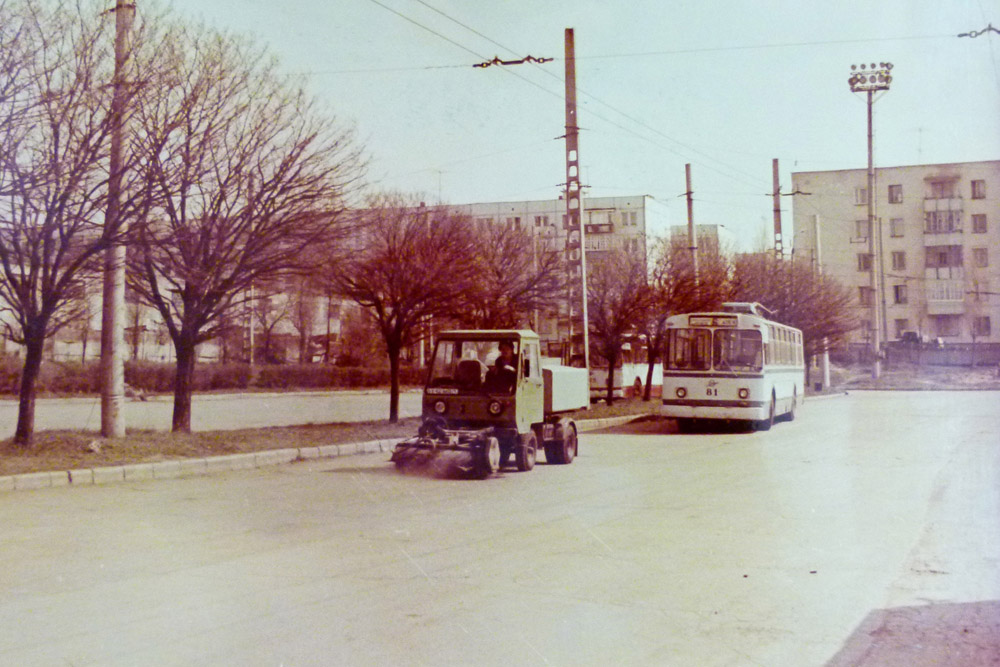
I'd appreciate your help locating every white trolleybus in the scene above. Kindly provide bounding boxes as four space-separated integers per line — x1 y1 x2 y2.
661 302 804 431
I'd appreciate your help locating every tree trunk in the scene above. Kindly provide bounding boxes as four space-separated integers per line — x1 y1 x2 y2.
172 338 197 432
605 350 617 406
13 338 44 446
388 342 400 423
644 343 657 402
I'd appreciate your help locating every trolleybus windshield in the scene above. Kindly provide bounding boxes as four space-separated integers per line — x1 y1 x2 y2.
666 327 763 372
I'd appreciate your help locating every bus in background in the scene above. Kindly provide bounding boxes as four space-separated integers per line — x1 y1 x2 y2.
589 335 663 402
661 302 804 431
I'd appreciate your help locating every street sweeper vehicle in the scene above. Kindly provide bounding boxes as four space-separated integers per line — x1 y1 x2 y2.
391 330 590 478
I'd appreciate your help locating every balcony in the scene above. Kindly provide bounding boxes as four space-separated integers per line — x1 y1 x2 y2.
925 278 965 315
584 222 614 234
923 196 963 213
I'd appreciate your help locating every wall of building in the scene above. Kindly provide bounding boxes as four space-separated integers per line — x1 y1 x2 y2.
792 160 1000 345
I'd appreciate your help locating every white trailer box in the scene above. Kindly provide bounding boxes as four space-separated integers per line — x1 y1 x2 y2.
543 365 589 414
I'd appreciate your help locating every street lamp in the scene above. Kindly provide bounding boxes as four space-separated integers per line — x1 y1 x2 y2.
848 62 892 379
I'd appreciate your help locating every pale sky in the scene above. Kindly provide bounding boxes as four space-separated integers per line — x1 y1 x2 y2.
167 0 1000 250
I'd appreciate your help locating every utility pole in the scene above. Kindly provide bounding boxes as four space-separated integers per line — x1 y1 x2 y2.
563 27 588 370
812 214 831 390
849 61 892 379
684 164 698 291
772 158 783 259
100 1 134 438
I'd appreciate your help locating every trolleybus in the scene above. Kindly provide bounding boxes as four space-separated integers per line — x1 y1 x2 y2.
661 302 804 431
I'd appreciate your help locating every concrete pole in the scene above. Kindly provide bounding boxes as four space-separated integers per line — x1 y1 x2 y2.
772 158 783 259
813 214 831 389
685 164 698 291
100 1 134 438
563 27 588 370
866 89 881 378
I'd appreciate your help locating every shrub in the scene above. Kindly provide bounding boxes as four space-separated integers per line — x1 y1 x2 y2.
0 356 425 396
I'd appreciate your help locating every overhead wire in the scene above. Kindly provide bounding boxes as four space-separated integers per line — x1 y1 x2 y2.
398 0 771 192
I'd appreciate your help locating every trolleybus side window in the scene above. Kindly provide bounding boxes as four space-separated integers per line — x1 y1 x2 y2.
666 329 711 370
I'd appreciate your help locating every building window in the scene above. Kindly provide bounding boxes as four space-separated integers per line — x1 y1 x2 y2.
892 284 908 304
972 214 987 234
973 316 991 337
971 179 986 199
620 211 637 226
854 219 870 239
854 187 867 205
857 253 872 271
926 246 963 269
889 218 905 238
891 251 906 271
973 247 988 268
858 287 874 306
924 210 962 233
534 215 549 227
894 319 910 338
935 315 961 337
972 280 990 301
888 184 903 203
928 180 956 199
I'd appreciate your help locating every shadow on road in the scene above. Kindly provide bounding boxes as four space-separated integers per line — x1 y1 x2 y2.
591 415 755 436
825 600 1000 666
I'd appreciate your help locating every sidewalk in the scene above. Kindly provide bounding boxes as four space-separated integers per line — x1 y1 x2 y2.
0 413 647 493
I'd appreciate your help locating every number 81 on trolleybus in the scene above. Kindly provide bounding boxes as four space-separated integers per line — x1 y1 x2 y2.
660 302 804 431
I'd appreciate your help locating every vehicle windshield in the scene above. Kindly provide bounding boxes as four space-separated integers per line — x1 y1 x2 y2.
666 328 763 372
665 329 711 371
428 339 519 394
712 329 762 372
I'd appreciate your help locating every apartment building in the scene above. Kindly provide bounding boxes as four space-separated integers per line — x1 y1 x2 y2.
791 160 1000 345
1 195 658 363
453 195 658 354
668 223 738 253
455 194 653 259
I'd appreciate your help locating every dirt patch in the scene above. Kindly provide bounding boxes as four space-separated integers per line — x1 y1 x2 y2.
836 362 1000 391
0 419 420 477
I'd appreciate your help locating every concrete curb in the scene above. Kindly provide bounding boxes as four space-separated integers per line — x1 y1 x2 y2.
0 415 649 494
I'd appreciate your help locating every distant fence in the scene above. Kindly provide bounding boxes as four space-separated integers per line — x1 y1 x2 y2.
846 342 1000 367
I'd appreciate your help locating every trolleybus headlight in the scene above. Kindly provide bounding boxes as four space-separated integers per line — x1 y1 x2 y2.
488 400 504 416
433 400 448 414
675 387 687 399
738 388 749 399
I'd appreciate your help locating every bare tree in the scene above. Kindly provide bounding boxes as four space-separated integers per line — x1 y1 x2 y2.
329 196 479 421
729 252 858 360
286 275 320 363
0 1 150 444
587 248 654 405
454 221 564 329
639 237 732 399
126 26 363 432
251 280 291 364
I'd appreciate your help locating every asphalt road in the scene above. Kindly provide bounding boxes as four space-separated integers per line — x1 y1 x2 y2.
0 391 997 666
0 389 424 438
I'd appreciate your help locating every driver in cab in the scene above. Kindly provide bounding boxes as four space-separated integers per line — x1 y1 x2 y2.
485 340 517 392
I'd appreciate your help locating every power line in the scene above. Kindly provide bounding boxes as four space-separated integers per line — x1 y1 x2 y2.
384 0 771 189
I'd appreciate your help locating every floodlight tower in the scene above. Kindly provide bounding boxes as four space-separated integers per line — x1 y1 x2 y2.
848 62 892 379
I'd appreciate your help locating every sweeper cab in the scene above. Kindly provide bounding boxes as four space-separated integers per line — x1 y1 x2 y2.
391 330 589 478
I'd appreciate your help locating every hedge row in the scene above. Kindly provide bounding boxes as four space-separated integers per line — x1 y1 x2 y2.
0 357 426 395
